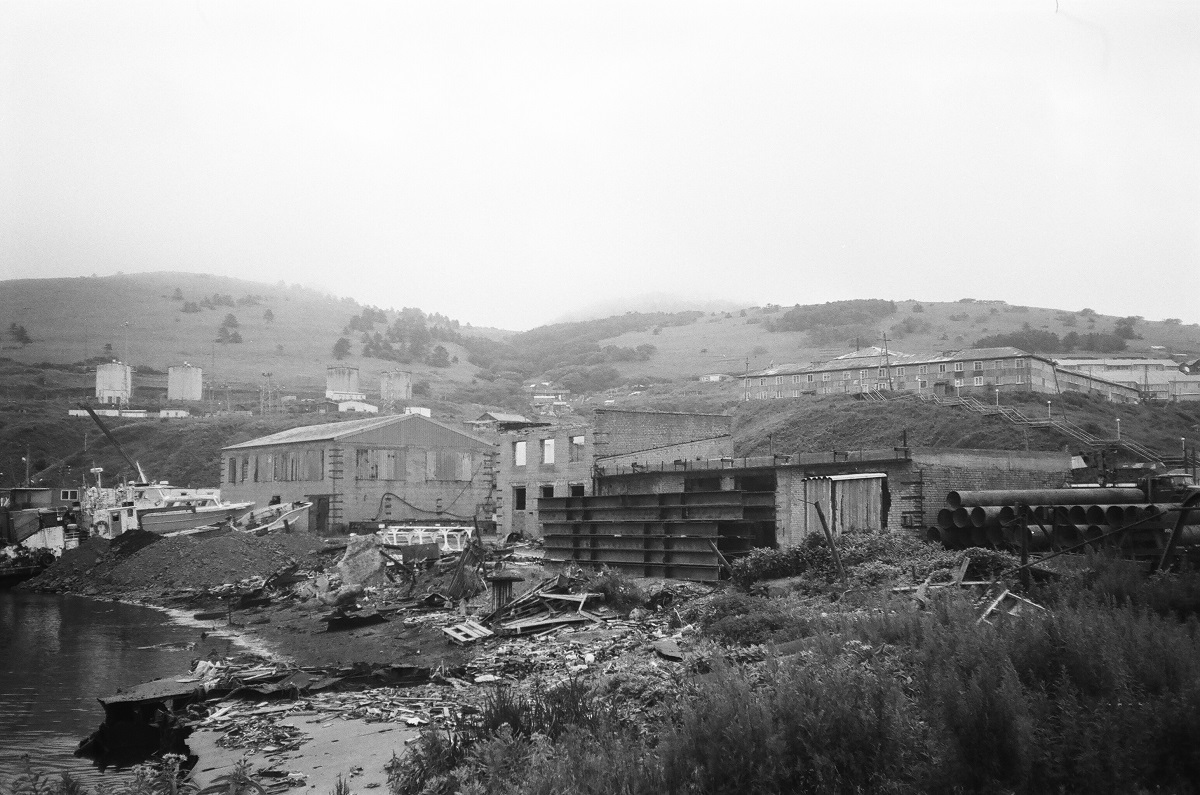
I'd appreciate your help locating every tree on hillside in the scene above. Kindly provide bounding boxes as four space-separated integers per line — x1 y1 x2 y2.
222 313 239 328
171 287 184 301
216 326 242 344
427 345 451 368
181 301 200 313
1114 316 1141 339
263 308 274 322
104 343 113 355
333 337 351 360
8 323 31 345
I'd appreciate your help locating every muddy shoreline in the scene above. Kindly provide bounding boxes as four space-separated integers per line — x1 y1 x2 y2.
18 529 704 794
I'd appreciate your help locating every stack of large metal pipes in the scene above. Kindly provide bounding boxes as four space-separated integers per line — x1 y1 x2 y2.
926 486 1195 553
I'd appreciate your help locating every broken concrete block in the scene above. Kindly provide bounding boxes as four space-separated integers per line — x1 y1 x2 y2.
338 535 388 588
651 638 683 661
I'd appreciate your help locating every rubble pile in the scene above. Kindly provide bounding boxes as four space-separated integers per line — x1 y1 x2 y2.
23 530 327 597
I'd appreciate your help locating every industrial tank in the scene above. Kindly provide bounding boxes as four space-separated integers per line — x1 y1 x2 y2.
95 363 131 405
167 364 203 401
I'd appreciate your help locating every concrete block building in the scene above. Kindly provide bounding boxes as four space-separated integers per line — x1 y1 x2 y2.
221 414 495 534
1056 357 1200 402
745 347 1139 403
496 409 734 538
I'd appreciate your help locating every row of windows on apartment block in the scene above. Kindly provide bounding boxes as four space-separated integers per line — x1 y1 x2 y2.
746 359 1032 387
513 435 586 467
510 483 586 510
746 375 1038 399
225 448 478 484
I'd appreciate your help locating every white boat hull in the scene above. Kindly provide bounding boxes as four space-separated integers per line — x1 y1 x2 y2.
238 502 311 535
138 502 255 535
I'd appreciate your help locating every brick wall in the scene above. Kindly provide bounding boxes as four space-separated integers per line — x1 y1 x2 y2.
772 449 1072 546
495 424 593 539
223 442 496 533
913 450 1070 529
597 436 733 470
592 409 732 458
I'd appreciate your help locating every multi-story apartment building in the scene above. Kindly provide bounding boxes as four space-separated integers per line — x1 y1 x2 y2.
744 347 1139 403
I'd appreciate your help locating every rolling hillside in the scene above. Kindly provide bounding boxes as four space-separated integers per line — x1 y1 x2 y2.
0 272 491 396
596 299 1200 382
3 274 1198 401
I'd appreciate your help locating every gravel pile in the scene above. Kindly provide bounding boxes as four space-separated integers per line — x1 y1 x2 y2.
25 530 325 596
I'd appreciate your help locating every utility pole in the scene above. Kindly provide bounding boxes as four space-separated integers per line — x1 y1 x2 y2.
123 321 130 365
25 445 31 486
881 333 893 391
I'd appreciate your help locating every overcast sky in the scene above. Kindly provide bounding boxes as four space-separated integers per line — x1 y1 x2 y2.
1 0 1197 330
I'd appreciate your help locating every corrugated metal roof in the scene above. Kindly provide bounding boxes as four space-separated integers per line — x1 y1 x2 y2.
476 412 530 423
223 414 495 451
803 472 888 481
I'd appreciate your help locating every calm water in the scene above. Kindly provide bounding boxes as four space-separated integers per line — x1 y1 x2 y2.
0 591 209 788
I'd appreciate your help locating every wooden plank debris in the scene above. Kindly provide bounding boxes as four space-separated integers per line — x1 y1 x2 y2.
442 619 494 645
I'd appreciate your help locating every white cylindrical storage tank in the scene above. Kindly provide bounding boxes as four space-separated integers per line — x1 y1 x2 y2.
95 363 132 405
325 366 364 400
167 365 203 401
380 370 413 402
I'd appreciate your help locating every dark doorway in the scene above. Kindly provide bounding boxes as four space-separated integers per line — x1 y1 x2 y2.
307 495 330 534
569 484 585 497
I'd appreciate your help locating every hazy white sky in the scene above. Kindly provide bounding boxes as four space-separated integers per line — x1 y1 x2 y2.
2 0 1197 330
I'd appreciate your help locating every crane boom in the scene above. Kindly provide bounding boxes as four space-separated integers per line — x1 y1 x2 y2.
78 404 147 482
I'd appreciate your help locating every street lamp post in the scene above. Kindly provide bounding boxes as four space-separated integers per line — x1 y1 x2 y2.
1116 418 1121 440
1046 400 1052 419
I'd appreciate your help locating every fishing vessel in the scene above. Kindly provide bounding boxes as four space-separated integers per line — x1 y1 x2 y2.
85 482 254 537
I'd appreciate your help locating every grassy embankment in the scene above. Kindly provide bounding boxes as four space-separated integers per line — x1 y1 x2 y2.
5 387 1198 492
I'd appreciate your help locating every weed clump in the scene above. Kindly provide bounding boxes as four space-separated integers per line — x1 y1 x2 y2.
731 528 970 590
685 592 811 646
583 569 646 614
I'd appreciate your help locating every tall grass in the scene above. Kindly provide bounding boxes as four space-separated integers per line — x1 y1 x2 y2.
390 584 1200 795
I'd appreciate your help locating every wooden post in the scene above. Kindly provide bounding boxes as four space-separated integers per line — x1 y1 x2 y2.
814 502 846 585
1020 525 1031 592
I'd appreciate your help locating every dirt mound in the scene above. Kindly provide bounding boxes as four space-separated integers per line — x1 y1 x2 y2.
25 530 326 597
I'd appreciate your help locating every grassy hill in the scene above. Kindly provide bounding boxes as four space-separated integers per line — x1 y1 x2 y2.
597 299 1200 382
4 274 1198 404
0 272 487 397
2 273 1199 490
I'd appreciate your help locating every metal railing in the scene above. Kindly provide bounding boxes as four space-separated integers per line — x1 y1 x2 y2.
871 390 1166 463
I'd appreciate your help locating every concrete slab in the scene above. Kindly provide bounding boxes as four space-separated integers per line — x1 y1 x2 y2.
190 716 419 794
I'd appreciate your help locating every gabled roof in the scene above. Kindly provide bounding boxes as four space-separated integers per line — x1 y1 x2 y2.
222 414 493 451
475 412 531 423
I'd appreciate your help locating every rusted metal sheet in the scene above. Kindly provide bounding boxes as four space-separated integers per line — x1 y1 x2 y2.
539 490 773 581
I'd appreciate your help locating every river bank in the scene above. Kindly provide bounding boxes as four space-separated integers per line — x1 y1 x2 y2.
19 529 497 671
14 528 705 795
